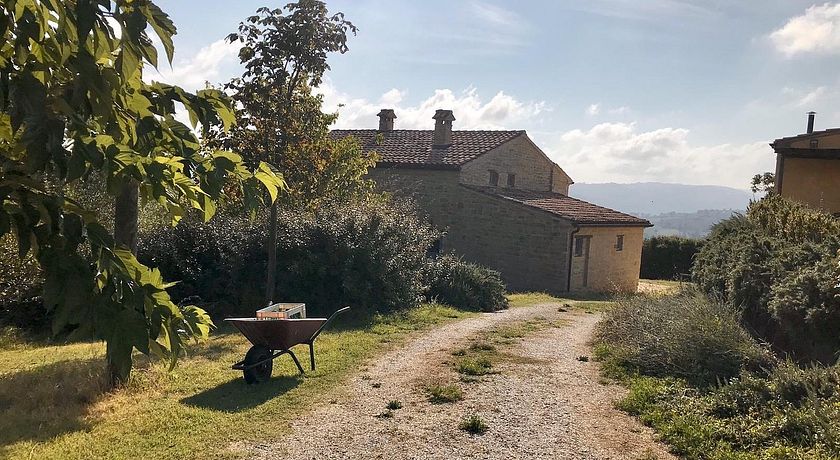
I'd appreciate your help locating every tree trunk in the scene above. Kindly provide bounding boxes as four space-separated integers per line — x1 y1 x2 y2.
110 180 140 386
114 180 140 253
265 201 278 305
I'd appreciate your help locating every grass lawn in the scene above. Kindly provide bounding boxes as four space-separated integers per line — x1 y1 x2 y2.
0 304 472 460
0 293 612 459
507 292 614 312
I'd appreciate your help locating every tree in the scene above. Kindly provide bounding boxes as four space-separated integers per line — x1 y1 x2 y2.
222 1 360 304
0 0 282 385
751 172 776 194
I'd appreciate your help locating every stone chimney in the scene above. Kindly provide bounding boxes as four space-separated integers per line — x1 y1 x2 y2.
432 109 455 147
807 111 816 134
377 109 396 131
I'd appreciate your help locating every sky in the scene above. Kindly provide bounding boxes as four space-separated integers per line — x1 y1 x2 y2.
152 0 840 189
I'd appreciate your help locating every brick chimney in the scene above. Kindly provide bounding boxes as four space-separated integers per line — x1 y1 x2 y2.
377 109 396 131
432 109 455 147
807 111 816 134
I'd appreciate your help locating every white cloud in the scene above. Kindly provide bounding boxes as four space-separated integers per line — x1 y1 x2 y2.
586 103 631 117
469 1 523 28
608 106 631 115
789 86 826 107
319 83 547 130
146 39 240 91
746 85 834 115
770 3 840 57
568 0 716 23
546 122 774 189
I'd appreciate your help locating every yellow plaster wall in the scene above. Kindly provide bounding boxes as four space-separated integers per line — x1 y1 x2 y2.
569 226 645 293
780 157 840 214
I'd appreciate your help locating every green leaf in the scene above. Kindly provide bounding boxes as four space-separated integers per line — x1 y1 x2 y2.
254 163 283 203
141 3 176 64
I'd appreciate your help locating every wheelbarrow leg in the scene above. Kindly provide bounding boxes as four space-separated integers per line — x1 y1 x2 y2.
287 349 305 374
309 342 316 371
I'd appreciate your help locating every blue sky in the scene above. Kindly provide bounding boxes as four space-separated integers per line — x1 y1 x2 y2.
154 1 840 189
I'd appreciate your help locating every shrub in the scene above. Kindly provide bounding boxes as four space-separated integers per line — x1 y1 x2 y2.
640 236 703 280
616 364 840 459
422 255 508 312
769 256 840 362
0 235 48 332
692 195 840 362
139 199 439 317
138 213 264 317
595 291 773 386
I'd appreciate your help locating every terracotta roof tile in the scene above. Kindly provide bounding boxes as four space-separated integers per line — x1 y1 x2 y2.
463 185 652 227
331 129 524 169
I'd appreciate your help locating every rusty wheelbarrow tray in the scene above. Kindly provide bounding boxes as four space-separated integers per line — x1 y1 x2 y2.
225 306 349 384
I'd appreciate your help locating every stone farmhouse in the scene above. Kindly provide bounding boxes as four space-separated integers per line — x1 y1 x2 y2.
332 109 652 293
772 112 840 215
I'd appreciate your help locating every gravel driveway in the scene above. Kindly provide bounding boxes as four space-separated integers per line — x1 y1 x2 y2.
241 303 675 459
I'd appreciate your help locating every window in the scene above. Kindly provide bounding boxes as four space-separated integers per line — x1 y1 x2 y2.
574 237 585 257
810 139 819 149
507 173 516 188
615 235 624 252
488 170 499 186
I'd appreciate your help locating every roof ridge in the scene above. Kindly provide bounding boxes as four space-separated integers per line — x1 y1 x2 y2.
330 128 525 133
330 129 526 168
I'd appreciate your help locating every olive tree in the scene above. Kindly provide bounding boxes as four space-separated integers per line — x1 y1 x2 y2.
0 0 282 385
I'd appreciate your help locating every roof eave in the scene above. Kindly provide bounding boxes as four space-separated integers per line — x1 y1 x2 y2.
375 162 462 171
574 221 654 228
773 147 840 160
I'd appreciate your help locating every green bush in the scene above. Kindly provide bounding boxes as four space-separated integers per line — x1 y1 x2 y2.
640 236 703 280
422 255 508 312
769 256 840 363
595 291 773 386
139 199 439 317
0 235 47 332
692 195 840 362
616 364 840 459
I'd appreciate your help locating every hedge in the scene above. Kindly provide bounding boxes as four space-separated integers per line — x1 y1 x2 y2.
640 236 703 280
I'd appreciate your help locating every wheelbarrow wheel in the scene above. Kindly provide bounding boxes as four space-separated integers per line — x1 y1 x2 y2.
243 345 273 384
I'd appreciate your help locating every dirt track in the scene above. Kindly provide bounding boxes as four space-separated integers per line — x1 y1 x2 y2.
239 303 675 459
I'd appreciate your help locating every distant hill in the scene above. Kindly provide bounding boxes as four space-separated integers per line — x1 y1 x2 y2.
641 209 739 238
570 182 754 215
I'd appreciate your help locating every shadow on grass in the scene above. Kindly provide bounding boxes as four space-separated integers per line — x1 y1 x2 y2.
180 373 302 412
193 339 240 362
0 358 106 447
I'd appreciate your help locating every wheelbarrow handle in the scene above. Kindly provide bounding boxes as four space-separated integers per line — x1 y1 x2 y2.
309 306 350 342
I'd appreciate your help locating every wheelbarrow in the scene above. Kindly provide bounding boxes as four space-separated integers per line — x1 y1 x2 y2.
225 306 350 384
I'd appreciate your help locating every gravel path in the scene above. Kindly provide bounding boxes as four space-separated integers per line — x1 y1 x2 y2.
242 303 675 460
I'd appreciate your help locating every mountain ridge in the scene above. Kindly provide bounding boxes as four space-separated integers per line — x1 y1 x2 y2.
570 182 754 216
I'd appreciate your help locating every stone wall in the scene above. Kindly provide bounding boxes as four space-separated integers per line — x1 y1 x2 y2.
370 167 573 293
449 187 573 293
570 226 644 293
551 164 572 195
368 167 462 230
459 135 553 191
